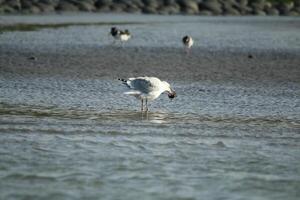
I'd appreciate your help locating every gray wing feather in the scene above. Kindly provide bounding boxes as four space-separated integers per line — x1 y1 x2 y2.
129 78 155 93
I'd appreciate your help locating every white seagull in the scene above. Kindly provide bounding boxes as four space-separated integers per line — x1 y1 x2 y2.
119 77 176 112
182 35 194 54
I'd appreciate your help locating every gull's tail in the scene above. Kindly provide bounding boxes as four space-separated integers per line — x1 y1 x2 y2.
118 78 127 83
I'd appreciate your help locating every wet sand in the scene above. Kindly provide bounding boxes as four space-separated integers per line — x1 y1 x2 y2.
1 14 299 84
1 46 299 83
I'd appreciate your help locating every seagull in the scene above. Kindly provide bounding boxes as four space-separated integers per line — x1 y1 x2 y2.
110 27 131 44
182 35 194 54
119 77 176 112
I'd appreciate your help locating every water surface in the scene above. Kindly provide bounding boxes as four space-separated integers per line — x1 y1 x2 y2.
0 14 300 200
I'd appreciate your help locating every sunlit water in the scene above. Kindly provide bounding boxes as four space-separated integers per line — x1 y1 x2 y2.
0 14 300 200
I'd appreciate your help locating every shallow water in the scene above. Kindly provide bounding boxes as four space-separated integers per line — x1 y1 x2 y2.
0 77 299 200
0 14 300 200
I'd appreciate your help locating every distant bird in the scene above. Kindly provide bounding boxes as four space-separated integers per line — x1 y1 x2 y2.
110 27 131 44
182 35 194 53
119 77 176 112
110 27 121 40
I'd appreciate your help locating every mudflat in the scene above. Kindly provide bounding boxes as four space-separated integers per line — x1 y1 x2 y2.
1 14 299 83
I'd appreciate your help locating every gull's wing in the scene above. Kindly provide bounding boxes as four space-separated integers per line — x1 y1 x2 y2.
128 78 156 94
120 77 160 94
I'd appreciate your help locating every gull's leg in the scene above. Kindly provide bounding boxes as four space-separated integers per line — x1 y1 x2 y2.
185 47 190 55
141 99 144 112
188 47 191 55
145 99 148 112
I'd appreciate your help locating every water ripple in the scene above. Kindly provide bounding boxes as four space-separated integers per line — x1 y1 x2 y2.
0 103 299 128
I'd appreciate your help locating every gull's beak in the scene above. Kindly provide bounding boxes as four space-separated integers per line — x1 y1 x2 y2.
168 89 176 100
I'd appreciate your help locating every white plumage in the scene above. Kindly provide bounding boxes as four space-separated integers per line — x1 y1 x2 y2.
186 37 194 48
120 34 131 42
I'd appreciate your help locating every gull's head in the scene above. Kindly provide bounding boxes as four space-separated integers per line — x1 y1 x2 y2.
182 35 191 45
162 81 176 99
110 27 119 36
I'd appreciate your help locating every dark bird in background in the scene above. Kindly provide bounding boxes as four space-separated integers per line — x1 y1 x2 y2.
110 27 131 43
182 35 194 54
